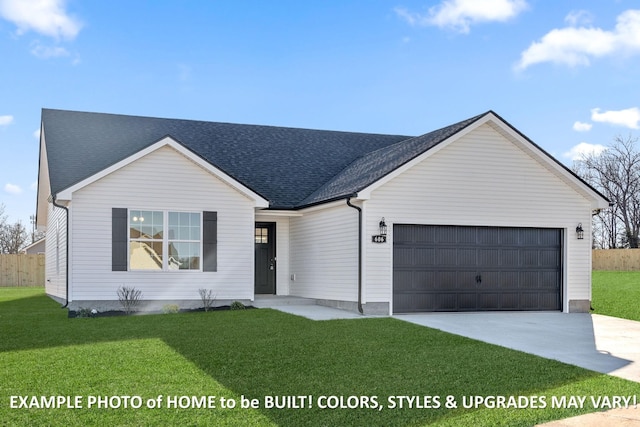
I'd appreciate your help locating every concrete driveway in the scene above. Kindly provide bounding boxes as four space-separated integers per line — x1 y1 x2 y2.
394 312 640 383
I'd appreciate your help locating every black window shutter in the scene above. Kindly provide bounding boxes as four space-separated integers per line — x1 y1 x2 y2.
203 211 217 272
112 208 128 271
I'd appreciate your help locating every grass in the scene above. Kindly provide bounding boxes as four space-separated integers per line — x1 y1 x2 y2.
1 287 639 426
592 271 640 321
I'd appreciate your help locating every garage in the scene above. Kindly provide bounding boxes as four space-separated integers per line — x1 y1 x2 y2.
393 224 562 313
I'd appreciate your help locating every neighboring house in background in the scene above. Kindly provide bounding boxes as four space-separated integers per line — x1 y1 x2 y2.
36 109 609 314
21 237 46 254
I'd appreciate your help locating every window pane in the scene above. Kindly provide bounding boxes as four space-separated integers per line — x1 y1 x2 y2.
169 212 179 225
190 226 200 240
167 242 199 270
153 211 163 225
141 211 152 224
191 213 200 226
129 241 163 270
178 226 188 240
255 227 268 244
142 225 153 238
130 210 163 239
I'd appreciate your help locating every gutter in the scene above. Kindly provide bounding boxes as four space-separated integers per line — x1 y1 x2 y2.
52 195 70 308
346 197 364 314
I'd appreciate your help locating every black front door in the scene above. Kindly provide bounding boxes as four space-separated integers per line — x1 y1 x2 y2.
254 222 276 294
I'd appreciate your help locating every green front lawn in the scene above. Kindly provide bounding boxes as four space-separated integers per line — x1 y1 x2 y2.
592 271 640 321
1 287 638 426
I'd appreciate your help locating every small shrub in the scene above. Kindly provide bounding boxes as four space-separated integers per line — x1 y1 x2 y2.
162 304 180 314
230 301 246 310
198 288 216 312
117 286 143 315
75 307 98 318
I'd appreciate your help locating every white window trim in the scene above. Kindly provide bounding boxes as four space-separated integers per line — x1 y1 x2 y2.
128 209 203 272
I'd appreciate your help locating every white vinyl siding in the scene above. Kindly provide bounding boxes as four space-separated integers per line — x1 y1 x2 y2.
70 145 255 301
364 123 593 312
45 203 67 299
289 203 358 301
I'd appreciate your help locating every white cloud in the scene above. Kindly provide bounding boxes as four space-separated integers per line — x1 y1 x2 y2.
0 0 82 40
563 142 607 161
572 121 592 132
30 181 37 191
0 115 13 126
591 107 640 129
30 41 69 58
516 9 640 70
4 183 23 195
33 128 40 139
395 0 528 33
564 10 593 27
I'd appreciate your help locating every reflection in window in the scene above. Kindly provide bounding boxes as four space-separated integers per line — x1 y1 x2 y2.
255 227 268 244
130 210 163 270
128 210 201 270
168 212 201 270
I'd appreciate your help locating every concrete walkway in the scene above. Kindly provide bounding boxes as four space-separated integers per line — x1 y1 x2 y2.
393 312 640 383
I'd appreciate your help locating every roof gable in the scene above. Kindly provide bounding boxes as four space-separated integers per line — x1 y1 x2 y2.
298 112 486 207
55 136 269 207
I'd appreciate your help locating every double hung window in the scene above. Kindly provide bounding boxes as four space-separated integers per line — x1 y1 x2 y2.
129 210 201 270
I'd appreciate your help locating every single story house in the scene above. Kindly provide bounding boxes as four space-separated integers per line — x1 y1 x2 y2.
36 109 609 314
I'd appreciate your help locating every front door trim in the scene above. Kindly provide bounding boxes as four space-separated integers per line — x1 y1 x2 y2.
254 222 276 294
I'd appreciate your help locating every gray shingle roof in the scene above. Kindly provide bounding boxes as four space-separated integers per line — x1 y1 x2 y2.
299 113 485 206
41 109 487 209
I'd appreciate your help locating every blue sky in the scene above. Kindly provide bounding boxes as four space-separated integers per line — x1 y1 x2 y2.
1 0 639 226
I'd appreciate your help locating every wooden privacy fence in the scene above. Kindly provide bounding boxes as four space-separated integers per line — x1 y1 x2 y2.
0 254 45 287
593 249 640 271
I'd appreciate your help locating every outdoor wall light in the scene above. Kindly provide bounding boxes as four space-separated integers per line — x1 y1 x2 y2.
372 218 388 243
576 223 584 240
379 217 387 236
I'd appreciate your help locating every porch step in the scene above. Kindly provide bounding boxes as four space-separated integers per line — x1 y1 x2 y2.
252 296 317 308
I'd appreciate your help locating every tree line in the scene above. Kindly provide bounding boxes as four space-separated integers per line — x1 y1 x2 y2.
573 135 640 249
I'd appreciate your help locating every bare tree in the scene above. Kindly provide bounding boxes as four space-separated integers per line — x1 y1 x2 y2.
574 135 640 248
0 221 28 254
0 204 30 253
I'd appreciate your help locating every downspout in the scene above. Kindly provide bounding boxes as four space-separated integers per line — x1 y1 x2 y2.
52 195 69 308
346 197 364 314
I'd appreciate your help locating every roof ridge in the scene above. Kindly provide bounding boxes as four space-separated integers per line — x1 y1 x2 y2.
42 108 412 139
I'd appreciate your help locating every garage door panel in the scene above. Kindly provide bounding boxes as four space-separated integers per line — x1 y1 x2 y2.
415 248 436 266
502 249 519 266
478 227 500 245
457 271 477 289
437 248 458 265
458 227 476 243
459 248 476 265
393 225 562 313
458 293 476 310
499 228 519 245
478 249 500 266
540 249 560 267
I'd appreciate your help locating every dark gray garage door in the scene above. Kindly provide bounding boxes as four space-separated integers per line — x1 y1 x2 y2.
393 225 562 313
